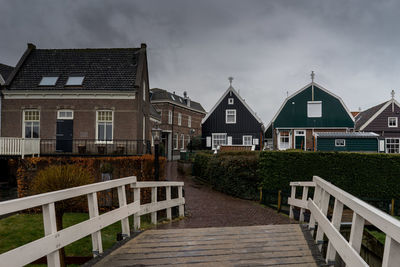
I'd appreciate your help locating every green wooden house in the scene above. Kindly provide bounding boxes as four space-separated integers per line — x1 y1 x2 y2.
314 132 379 152
265 74 355 151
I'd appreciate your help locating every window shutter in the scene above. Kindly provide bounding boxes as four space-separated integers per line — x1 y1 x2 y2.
227 136 232 145
253 138 259 145
206 136 211 147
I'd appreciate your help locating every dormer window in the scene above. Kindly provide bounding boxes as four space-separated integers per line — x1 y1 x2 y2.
66 76 84 86
228 98 234 105
388 117 398 128
39 76 58 86
307 101 322 118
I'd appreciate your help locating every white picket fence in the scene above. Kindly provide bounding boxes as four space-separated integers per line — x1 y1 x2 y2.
0 176 185 267
0 137 40 158
289 176 400 267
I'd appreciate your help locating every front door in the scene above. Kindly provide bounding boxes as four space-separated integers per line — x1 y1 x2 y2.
295 130 306 150
56 120 73 152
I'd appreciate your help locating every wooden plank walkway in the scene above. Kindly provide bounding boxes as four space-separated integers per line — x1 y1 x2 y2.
94 224 323 266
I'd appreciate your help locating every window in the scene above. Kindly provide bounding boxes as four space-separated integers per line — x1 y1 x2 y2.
243 135 252 146
178 113 182 126
386 138 400 153
307 101 322 118
39 76 58 86
143 80 146 101
23 110 40 138
57 110 73 120
97 110 113 142
335 139 346 147
279 131 290 150
253 138 259 145
212 133 227 149
168 110 172 124
228 98 234 105
388 117 398 128
181 134 185 149
66 76 84 86
225 109 236 124
188 115 191 127
174 133 179 149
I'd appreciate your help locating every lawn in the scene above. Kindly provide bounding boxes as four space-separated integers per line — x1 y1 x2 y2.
0 212 153 257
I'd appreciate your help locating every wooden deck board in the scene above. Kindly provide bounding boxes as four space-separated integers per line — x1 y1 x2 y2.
94 224 322 266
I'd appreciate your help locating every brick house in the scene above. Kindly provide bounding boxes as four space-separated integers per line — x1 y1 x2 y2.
1 43 153 156
150 88 206 160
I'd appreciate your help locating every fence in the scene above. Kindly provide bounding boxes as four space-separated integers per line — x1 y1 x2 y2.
289 176 400 267
0 176 184 267
0 137 40 158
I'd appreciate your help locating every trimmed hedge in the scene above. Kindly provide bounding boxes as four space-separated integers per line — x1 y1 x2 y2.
193 151 400 200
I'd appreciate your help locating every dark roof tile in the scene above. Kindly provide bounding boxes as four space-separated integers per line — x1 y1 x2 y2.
0 63 14 81
150 88 206 113
355 101 388 130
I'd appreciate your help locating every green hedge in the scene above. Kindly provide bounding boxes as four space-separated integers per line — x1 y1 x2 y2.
193 151 400 200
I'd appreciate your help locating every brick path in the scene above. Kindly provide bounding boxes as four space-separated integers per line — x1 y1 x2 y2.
157 161 291 229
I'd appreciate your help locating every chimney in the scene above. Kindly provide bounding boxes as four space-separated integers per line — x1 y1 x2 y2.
27 43 36 49
141 43 147 49
183 91 191 107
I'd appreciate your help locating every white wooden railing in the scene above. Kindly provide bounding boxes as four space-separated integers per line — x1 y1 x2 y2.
0 176 185 267
289 176 400 267
0 137 40 158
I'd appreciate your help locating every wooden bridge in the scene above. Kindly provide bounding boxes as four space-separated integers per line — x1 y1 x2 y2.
1 175 400 266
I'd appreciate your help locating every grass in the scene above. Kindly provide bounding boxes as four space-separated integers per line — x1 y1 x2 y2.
0 212 155 257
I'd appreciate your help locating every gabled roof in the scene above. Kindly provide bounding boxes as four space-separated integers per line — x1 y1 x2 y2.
150 88 206 114
202 85 263 125
266 82 354 131
5 43 144 91
355 99 400 131
0 63 14 84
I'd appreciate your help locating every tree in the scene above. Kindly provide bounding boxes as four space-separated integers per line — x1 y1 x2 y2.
31 164 94 266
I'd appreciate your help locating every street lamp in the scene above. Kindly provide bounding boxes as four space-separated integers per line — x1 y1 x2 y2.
151 125 162 181
189 129 195 153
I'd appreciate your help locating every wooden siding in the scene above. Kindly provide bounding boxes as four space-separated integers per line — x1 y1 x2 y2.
317 138 378 152
274 85 354 128
202 90 263 147
363 103 400 137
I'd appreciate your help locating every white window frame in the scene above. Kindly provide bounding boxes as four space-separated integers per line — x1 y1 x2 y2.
228 98 234 105
22 110 40 138
57 110 74 120
188 115 191 127
294 130 306 150
178 113 182 126
243 135 252 146
212 133 227 149
335 139 346 147
168 110 172 124
225 109 236 124
174 133 179 150
388 117 398 128
386 138 400 153
96 110 114 144
181 134 185 150
278 130 291 150
307 101 322 118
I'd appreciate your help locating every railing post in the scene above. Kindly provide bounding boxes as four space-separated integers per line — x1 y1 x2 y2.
42 203 60 267
21 138 25 159
289 185 296 219
87 192 103 257
277 190 282 213
133 187 140 230
382 236 400 267
299 186 309 222
151 187 157 224
117 185 130 238
349 212 365 253
166 186 172 220
178 186 184 217
316 189 330 250
309 184 322 234
326 198 344 263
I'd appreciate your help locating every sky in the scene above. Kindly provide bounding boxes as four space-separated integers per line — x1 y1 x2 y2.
1 0 400 124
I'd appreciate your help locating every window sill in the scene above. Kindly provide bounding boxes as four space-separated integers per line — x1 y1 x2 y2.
95 141 114 145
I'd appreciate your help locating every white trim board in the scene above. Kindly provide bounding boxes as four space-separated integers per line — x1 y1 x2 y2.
267 82 355 129
3 90 136 99
201 85 264 125
359 99 400 131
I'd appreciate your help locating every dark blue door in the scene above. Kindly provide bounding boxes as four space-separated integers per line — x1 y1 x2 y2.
56 120 73 152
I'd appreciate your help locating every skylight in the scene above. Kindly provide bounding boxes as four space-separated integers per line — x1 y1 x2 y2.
66 76 84 86
171 94 176 101
39 76 58 86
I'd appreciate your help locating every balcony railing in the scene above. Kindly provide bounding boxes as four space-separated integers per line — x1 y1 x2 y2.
40 139 151 156
0 137 40 158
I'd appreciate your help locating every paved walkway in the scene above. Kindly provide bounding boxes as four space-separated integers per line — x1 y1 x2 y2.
157 161 291 229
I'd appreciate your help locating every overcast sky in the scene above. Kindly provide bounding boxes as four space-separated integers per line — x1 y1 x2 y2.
1 0 399 123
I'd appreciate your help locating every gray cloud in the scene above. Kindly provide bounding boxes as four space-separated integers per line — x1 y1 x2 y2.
1 0 400 123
